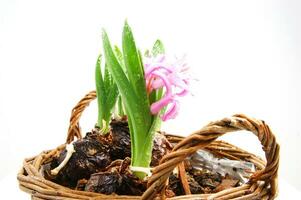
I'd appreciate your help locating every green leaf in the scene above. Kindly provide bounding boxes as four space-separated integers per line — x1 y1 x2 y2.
138 91 165 168
95 55 106 128
149 91 157 107
102 29 149 165
103 83 118 123
104 63 118 108
104 64 113 92
144 49 150 57
138 49 145 77
125 107 137 165
122 21 151 129
114 45 127 74
112 46 126 117
117 96 124 116
152 39 165 56
138 113 162 168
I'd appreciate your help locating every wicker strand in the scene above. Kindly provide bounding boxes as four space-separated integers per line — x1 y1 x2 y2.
66 91 97 143
178 162 191 195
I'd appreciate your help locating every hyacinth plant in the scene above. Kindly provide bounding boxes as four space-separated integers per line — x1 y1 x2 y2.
97 21 190 179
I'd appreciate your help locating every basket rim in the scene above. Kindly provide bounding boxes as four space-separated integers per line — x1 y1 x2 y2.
17 90 279 200
18 138 270 200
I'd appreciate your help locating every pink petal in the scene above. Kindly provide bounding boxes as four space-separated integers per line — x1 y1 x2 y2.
176 89 189 97
145 65 172 78
150 94 172 114
168 74 189 90
161 100 179 121
151 78 164 89
150 71 172 114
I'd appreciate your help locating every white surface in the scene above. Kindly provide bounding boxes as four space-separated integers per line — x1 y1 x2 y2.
0 0 300 195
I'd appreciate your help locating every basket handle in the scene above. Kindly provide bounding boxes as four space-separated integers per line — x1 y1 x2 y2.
66 91 97 143
65 92 279 199
142 114 279 200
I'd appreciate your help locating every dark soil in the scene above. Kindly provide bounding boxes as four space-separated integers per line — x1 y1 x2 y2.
166 169 239 197
109 118 172 166
151 132 173 166
85 157 146 195
43 118 240 196
44 118 171 190
109 118 131 160
86 171 122 194
44 135 111 187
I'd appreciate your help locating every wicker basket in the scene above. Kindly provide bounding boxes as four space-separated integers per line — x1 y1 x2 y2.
17 91 279 200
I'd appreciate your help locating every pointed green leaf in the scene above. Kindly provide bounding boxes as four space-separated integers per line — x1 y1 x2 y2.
144 49 150 57
103 64 112 98
95 55 106 128
103 83 118 121
114 45 127 74
138 49 145 76
117 96 125 116
122 21 151 129
152 39 165 56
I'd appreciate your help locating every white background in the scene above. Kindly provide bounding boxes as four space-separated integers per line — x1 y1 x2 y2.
0 0 300 198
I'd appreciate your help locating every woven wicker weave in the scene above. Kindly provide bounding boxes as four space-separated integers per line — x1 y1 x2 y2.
18 91 279 200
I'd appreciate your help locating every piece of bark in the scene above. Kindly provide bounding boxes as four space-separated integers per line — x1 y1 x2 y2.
165 189 176 198
110 118 131 160
214 178 239 192
85 171 122 194
75 179 88 191
193 171 222 189
167 174 183 196
118 173 147 195
48 137 111 187
187 175 203 194
151 132 173 166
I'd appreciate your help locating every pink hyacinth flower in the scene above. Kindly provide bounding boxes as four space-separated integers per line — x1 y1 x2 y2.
144 54 190 121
